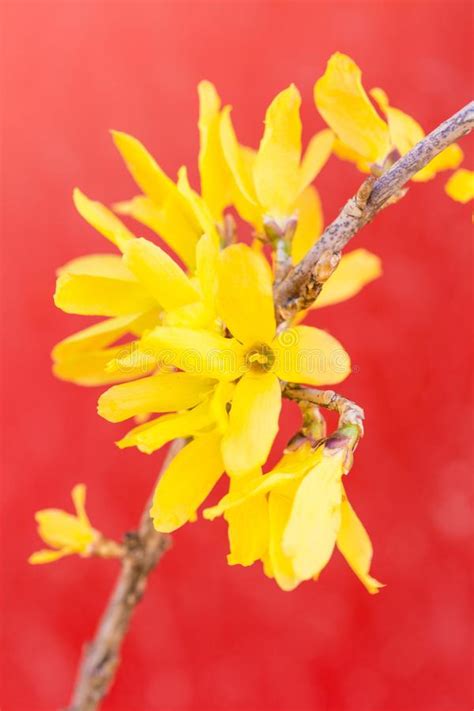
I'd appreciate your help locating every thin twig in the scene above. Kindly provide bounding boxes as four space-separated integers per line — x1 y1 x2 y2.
66 439 185 711
275 100 474 318
284 385 365 432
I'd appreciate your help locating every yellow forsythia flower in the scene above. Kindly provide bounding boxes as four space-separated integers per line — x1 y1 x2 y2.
29 485 99 564
220 85 333 228
315 52 463 180
205 439 383 593
134 243 351 476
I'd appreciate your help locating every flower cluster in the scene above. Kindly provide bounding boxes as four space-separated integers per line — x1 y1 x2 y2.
32 53 470 591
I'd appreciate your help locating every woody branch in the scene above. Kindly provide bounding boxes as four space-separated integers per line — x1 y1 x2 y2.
274 100 474 318
66 439 184 711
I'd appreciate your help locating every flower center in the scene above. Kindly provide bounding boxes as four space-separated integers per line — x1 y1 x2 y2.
245 343 275 373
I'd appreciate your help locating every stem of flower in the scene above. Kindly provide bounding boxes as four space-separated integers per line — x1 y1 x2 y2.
65 439 184 711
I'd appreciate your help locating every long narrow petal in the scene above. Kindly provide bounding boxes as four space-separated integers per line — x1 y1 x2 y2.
219 107 259 208
203 468 301 521
268 489 300 591
114 195 199 269
98 372 215 422
143 326 245 381
198 80 232 221
54 273 156 317
73 189 135 251
112 130 181 206
217 243 276 345
336 489 384 594
445 168 474 203
71 484 91 528
56 253 135 280
29 548 73 565
298 129 334 193
51 314 144 360
225 473 269 567
332 138 372 173
122 237 200 311
53 343 153 386
312 248 382 309
314 53 390 165
222 372 282 475
291 186 324 264
282 454 344 580
253 84 302 216
151 431 224 532
177 166 220 244
272 325 351 385
51 313 155 361
117 402 214 454
196 233 219 317
35 510 95 551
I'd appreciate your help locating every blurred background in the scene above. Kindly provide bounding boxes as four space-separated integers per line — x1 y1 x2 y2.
1 1 472 710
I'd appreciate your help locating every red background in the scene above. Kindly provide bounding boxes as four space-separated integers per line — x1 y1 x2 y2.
1 2 472 710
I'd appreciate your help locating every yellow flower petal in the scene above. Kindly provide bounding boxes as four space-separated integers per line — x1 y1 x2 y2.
196 233 219 310
370 86 424 155
151 431 224 532
210 380 235 434
332 138 372 173
222 372 282 475
29 548 73 565
54 255 156 317
282 453 344 580
220 107 259 216
35 510 95 551
177 166 220 244
312 248 382 309
314 53 390 165
298 129 334 193
53 344 151 387
445 168 474 203
111 130 190 213
71 484 91 528
98 372 215 422
117 401 214 454
52 313 156 361
56 253 131 279
113 195 199 269
122 237 200 311
217 243 276 345
268 489 300 591
225 473 269 566
73 189 135 251
253 84 302 216
143 326 245 381
272 325 351 385
105 342 159 379
291 186 324 264
203 468 301 521
336 489 384 594
198 80 232 221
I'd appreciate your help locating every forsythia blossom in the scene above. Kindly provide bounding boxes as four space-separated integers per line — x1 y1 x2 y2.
314 52 463 181
40 51 460 591
29 485 99 564
204 430 383 593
